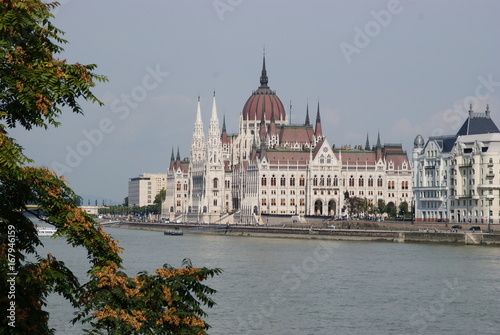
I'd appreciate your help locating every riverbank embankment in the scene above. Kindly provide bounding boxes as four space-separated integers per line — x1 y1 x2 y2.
105 221 500 246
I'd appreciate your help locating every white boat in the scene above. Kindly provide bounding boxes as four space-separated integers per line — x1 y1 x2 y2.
37 226 57 237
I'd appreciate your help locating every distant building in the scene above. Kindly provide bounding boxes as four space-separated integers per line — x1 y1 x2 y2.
162 55 412 223
79 205 99 215
412 104 500 224
128 173 166 207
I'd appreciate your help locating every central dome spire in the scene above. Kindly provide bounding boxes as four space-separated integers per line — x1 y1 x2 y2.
259 52 268 88
241 53 286 123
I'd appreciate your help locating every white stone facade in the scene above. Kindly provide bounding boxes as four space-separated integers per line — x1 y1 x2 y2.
413 106 500 224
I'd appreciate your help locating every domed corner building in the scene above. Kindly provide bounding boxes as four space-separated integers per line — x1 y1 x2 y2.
412 104 500 225
162 55 413 226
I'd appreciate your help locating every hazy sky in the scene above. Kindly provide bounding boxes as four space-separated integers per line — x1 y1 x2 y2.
10 0 500 204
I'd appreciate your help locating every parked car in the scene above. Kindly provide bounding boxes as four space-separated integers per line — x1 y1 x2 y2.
451 225 462 229
469 226 481 231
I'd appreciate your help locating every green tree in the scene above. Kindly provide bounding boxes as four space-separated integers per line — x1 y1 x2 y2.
153 188 167 213
386 202 397 218
0 2 220 334
346 196 364 217
377 199 387 215
398 201 409 219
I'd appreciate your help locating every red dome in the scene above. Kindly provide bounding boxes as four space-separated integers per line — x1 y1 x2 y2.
242 56 286 122
242 88 286 121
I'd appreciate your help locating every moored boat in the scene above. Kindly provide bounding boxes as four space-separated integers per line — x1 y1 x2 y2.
37 226 57 237
164 230 183 236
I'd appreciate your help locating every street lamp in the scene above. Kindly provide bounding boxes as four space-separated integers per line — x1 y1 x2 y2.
488 196 492 232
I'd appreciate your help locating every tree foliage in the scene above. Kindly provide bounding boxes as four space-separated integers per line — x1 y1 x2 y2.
386 202 397 218
377 199 386 215
0 2 220 334
398 201 409 218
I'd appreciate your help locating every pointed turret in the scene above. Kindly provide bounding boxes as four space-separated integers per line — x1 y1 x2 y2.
169 147 175 171
207 91 222 163
314 101 323 139
304 103 310 126
365 133 370 150
268 107 277 141
195 95 202 123
221 114 229 145
190 95 205 162
176 147 181 161
375 131 382 161
259 105 267 141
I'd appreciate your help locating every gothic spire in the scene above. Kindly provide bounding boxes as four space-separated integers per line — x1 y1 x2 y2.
259 104 267 140
314 101 323 138
210 91 218 121
305 103 310 126
170 148 175 162
176 146 181 161
316 101 321 123
222 114 226 133
376 131 381 148
268 105 277 140
365 133 370 150
259 52 269 88
195 95 202 123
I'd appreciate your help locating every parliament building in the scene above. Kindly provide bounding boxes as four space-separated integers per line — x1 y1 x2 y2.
162 56 412 224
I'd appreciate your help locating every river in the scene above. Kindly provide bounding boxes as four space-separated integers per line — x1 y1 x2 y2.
35 227 500 334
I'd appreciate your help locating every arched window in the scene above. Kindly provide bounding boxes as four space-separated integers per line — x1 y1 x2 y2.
333 176 338 186
299 175 305 186
213 178 218 189
359 176 364 187
176 183 181 191
377 176 383 187
290 175 295 186
368 176 373 187
313 175 318 186
349 176 355 187
281 175 286 186
327 176 332 186
261 175 267 186
271 175 277 186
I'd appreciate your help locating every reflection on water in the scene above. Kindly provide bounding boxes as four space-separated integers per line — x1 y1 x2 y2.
34 227 500 334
